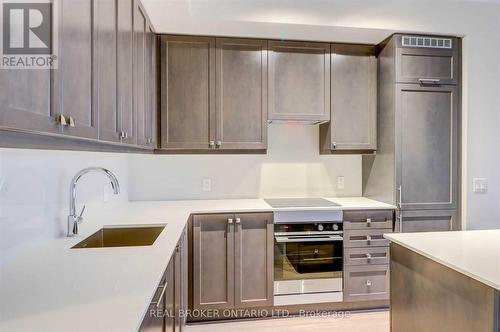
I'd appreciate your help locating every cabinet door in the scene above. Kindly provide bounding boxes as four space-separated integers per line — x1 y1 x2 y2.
133 3 147 147
396 210 458 233
268 41 330 122
143 25 156 148
54 0 97 139
139 256 173 332
234 213 273 308
0 67 57 134
328 51 377 150
173 232 184 332
396 36 459 85
192 214 234 310
117 0 136 145
215 38 267 150
94 0 119 143
164 254 175 332
396 84 458 210
160 35 215 150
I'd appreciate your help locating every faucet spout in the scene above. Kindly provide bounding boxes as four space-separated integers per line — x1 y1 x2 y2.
67 167 120 237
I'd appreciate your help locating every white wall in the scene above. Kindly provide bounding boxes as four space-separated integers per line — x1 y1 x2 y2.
0 149 129 264
142 0 500 229
129 125 362 200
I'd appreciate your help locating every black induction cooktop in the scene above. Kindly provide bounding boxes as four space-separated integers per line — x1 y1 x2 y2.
264 198 341 208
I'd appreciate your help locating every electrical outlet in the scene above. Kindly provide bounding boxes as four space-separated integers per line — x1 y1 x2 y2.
337 176 345 190
473 178 488 194
202 178 212 192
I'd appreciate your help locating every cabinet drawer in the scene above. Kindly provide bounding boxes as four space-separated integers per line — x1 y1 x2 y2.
344 265 389 302
343 210 394 229
344 247 390 266
343 229 391 248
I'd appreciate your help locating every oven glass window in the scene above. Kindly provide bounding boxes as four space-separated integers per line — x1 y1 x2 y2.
274 238 343 281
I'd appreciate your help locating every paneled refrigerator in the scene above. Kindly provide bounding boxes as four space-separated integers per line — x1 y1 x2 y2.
363 34 461 232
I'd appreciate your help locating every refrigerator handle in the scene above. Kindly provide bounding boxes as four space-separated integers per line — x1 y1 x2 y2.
399 212 403 233
397 186 403 208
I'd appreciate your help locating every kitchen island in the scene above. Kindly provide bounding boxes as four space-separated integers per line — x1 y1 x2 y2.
385 230 500 332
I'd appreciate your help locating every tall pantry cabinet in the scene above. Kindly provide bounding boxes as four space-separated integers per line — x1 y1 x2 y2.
363 34 461 232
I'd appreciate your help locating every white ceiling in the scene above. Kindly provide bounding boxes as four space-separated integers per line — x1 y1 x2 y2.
141 0 500 44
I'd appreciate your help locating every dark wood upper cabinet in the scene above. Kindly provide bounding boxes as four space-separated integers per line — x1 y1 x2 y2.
94 0 119 143
133 3 147 147
0 63 57 134
144 25 157 148
268 41 330 122
0 0 156 151
320 45 377 153
395 36 459 85
117 0 136 145
54 0 97 140
215 38 268 150
160 35 216 150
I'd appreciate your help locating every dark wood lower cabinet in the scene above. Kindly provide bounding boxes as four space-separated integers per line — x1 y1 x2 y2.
191 213 274 314
140 228 186 332
343 210 393 303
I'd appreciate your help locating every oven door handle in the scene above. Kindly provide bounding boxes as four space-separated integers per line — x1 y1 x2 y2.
274 235 343 243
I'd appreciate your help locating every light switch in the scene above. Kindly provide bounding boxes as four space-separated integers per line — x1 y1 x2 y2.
202 178 212 192
473 178 488 194
337 176 345 190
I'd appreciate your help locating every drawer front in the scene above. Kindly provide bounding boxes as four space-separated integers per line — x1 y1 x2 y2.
344 247 390 266
344 265 389 302
343 229 392 248
343 210 394 230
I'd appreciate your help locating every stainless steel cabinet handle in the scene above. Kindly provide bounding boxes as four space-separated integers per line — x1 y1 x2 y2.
366 218 372 226
399 213 403 233
56 114 68 126
119 131 128 139
153 282 168 308
235 218 241 224
209 141 215 148
366 235 372 243
216 140 222 148
366 280 372 287
366 253 372 259
418 78 441 85
397 186 402 208
147 137 153 144
228 218 233 224
68 116 75 128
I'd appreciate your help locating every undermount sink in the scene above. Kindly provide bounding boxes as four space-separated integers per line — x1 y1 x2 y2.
71 225 165 249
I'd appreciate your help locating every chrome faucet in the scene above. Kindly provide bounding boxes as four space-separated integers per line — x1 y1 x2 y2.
67 167 120 237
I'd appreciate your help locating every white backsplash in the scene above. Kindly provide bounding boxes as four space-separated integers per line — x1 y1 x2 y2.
128 125 362 200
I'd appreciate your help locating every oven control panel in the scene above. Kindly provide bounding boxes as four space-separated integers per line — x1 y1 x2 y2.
275 222 343 234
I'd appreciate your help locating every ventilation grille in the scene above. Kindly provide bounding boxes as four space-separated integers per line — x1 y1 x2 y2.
402 36 452 49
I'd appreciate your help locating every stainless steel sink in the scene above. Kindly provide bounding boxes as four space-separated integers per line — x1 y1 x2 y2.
71 225 165 249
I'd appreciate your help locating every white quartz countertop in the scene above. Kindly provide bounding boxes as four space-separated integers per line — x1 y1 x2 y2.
385 230 500 290
0 197 394 332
